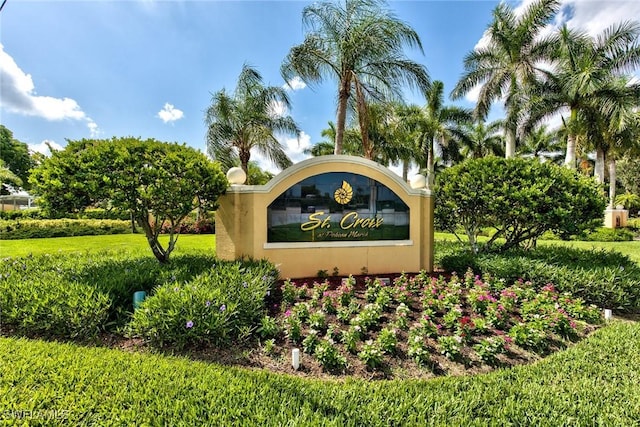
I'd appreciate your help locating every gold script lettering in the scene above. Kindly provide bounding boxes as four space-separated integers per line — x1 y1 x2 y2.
339 212 383 230
300 211 332 231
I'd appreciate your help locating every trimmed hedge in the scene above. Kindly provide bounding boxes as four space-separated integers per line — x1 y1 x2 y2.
0 208 130 220
583 227 635 242
437 243 640 313
0 219 132 239
0 216 215 239
0 322 638 425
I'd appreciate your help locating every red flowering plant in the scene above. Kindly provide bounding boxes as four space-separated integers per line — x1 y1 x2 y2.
456 315 476 342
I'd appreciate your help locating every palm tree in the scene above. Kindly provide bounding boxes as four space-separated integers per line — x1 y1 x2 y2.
518 124 563 162
451 0 560 158
529 22 640 169
422 81 472 187
389 103 428 180
206 65 300 183
596 90 640 208
382 84 470 187
304 121 362 157
457 120 505 160
281 0 430 155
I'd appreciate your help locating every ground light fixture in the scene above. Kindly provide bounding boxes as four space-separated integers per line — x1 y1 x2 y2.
292 348 300 370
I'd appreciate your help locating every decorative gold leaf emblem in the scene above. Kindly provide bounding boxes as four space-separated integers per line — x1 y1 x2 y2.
334 180 353 205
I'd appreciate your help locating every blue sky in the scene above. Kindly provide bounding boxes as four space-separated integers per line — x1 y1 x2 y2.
1 0 639 174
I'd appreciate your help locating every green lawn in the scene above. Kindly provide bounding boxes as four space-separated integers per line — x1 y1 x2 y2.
1 232 637 264
0 233 216 258
1 321 638 425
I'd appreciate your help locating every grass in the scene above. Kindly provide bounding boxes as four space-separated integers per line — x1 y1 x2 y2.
0 232 635 264
0 321 638 425
0 233 216 258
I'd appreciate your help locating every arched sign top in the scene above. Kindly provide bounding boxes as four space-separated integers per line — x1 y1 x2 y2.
229 155 430 206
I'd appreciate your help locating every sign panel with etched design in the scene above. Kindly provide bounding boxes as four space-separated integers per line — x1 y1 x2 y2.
267 172 409 242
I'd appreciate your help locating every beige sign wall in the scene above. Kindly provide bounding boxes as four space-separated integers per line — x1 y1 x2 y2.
216 156 434 278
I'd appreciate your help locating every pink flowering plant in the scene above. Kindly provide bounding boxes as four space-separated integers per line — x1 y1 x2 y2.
259 268 602 375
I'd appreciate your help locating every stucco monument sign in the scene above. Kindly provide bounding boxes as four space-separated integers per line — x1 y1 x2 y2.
216 156 434 278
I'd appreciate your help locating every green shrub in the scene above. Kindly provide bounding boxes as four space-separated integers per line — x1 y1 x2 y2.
0 208 42 220
439 245 640 313
376 327 398 354
473 336 507 365
583 227 634 242
627 217 640 230
359 340 384 370
257 315 280 339
0 219 131 239
129 260 278 349
314 339 347 373
160 215 215 234
435 157 606 253
406 329 431 366
437 335 463 361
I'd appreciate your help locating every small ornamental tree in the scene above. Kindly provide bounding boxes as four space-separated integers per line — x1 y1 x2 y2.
30 137 228 262
435 157 606 253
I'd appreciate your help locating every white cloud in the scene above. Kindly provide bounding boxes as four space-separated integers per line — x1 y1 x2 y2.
284 76 307 91
87 119 99 138
157 102 184 123
29 140 63 156
268 100 288 118
560 0 640 38
465 84 483 103
0 43 99 135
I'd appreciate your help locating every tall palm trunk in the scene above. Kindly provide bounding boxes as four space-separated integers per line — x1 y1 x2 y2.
402 160 409 182
505 129 516 158
608 157 616 209
354 81 374 159
594 147 606 184
334 78 351 155
564 133 577 169
564 109 578 169
239 149 251 185
426 137 434 189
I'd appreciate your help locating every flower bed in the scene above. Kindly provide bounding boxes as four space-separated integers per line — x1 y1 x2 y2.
259 270 602 378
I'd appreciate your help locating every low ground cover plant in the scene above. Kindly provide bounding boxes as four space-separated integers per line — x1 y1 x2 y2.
0 251 274 341
437 243 640 313
262 270 602 377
